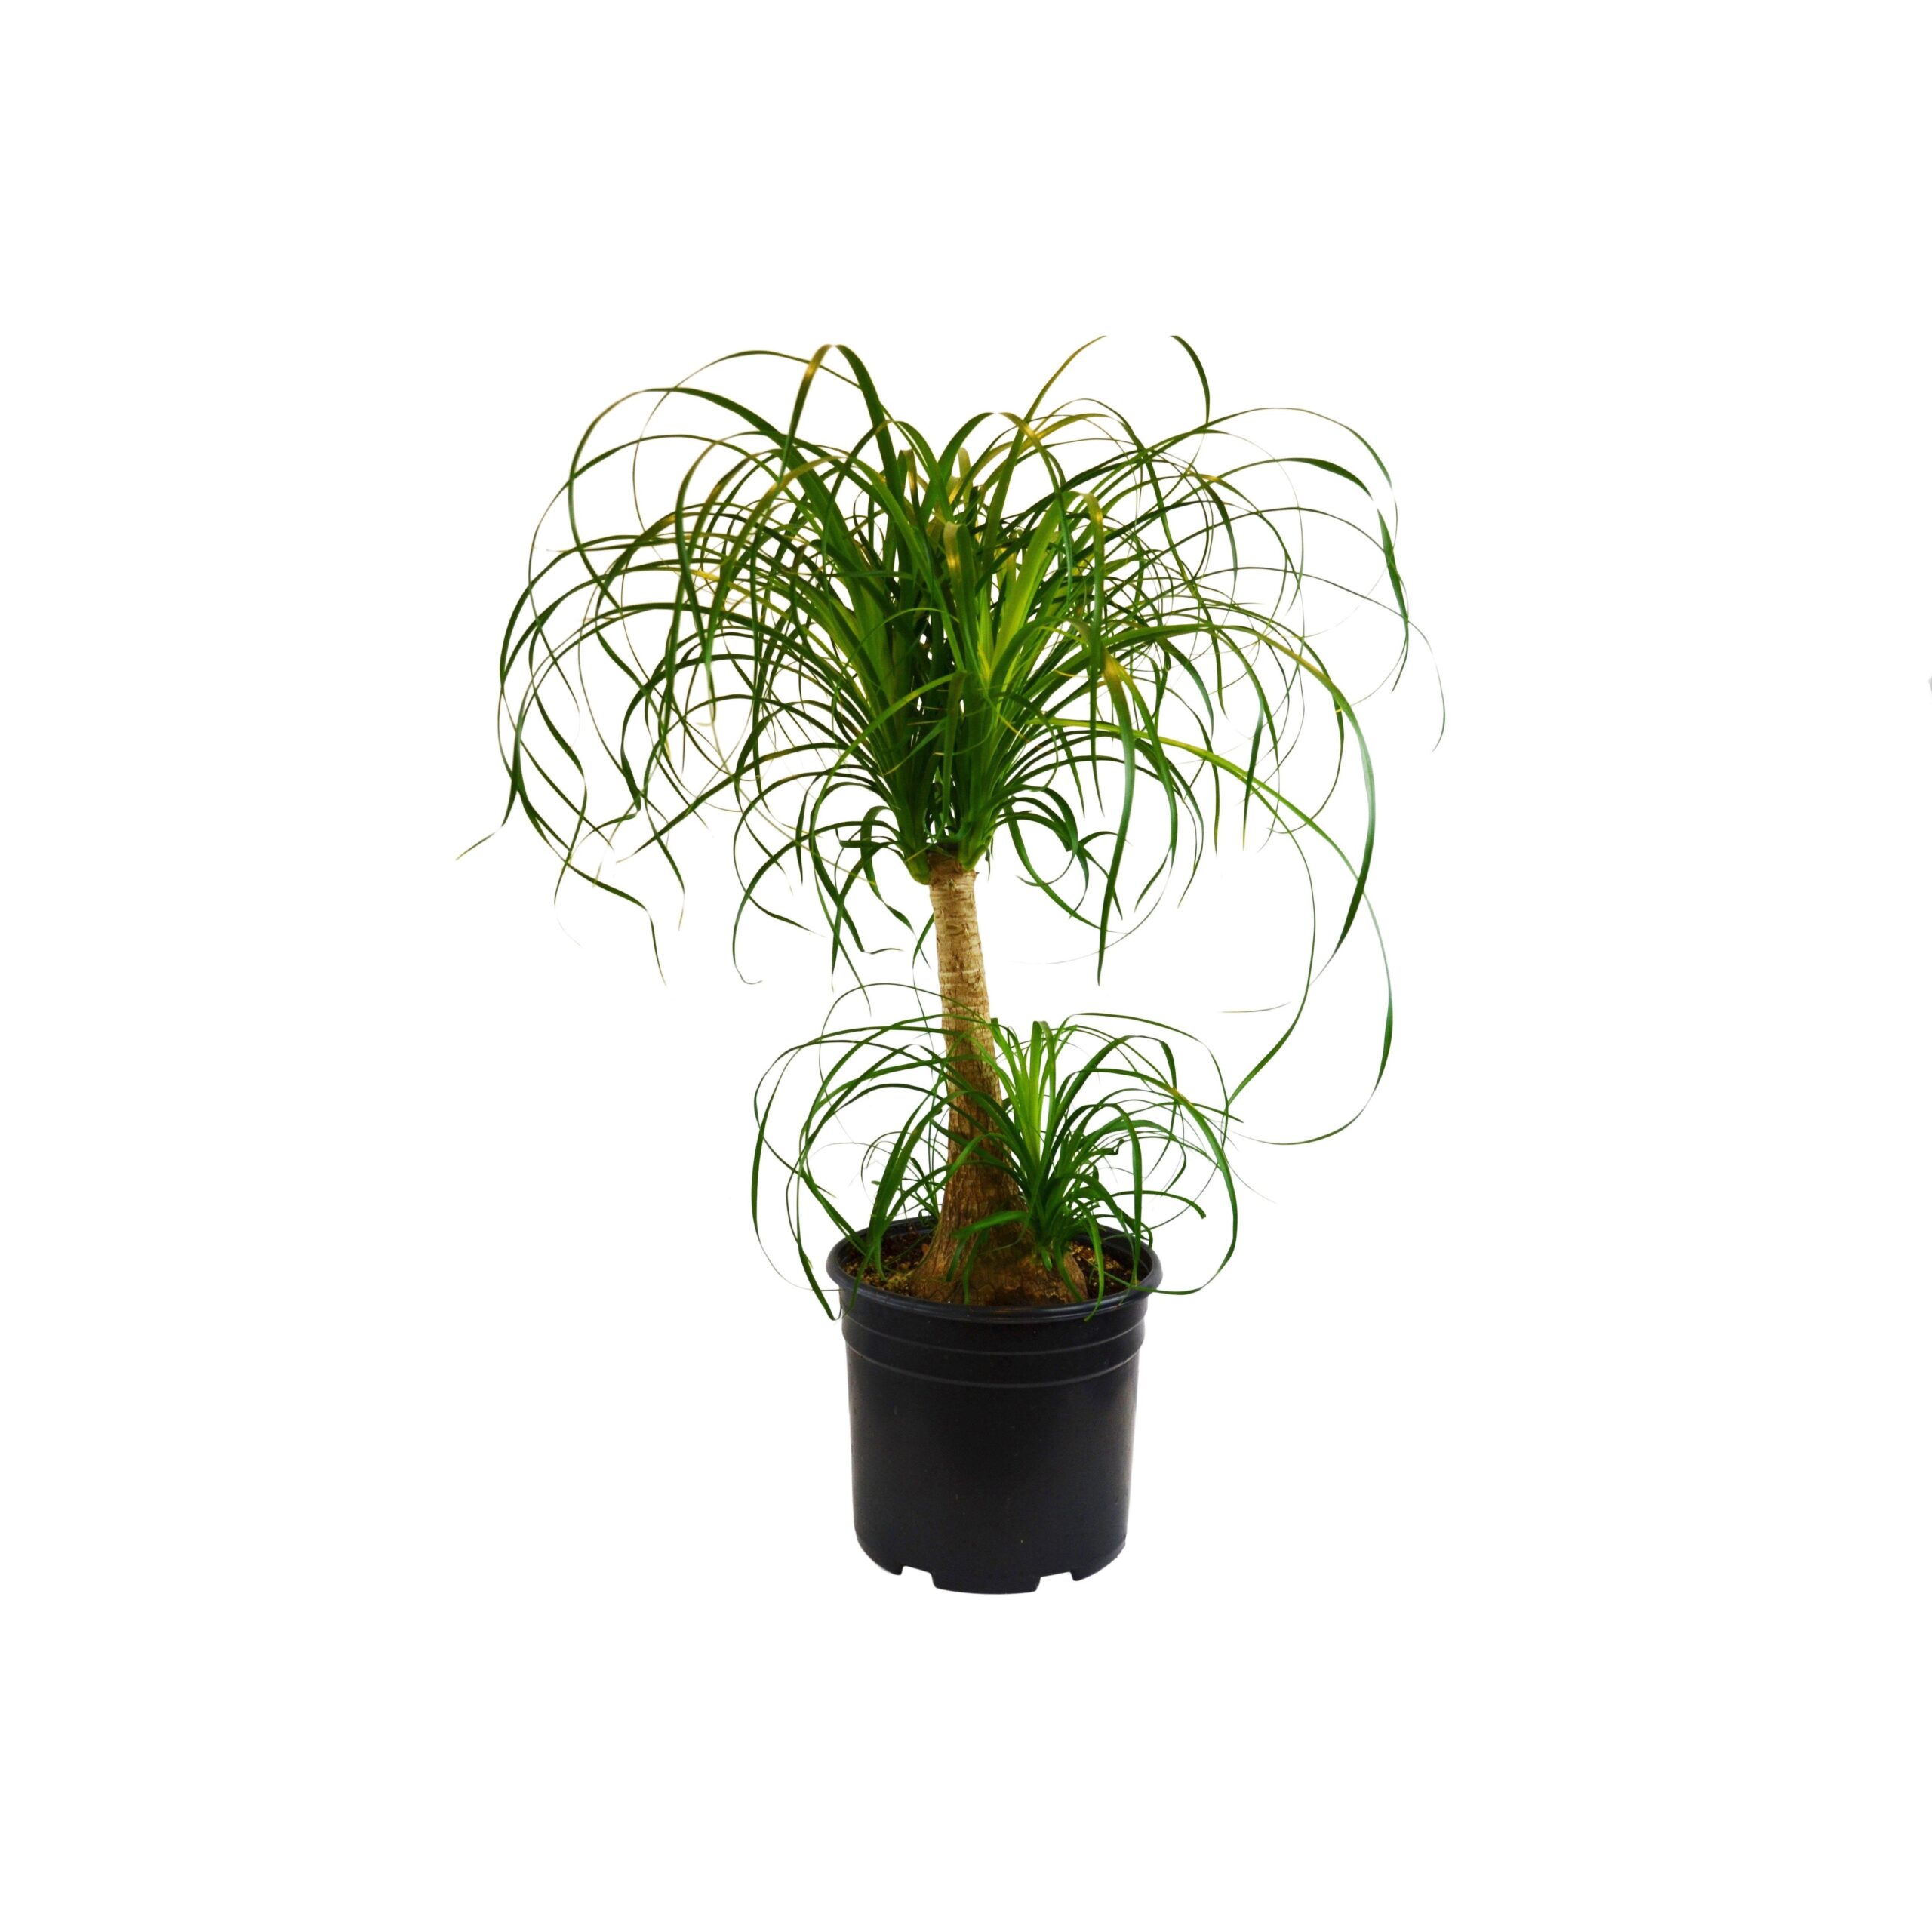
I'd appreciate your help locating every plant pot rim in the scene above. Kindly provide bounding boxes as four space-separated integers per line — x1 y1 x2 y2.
826 1216 1162 1321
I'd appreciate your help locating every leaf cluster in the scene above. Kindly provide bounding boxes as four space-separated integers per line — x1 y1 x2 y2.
497 340 1410 977
755 996 1240 1313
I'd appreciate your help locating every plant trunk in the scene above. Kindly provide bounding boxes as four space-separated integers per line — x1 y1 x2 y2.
906 853 1075 1306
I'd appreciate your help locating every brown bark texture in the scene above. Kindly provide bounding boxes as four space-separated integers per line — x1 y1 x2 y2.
906 853 1076 1306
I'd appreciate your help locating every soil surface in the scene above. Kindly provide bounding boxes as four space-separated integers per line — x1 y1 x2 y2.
848 1226 1141 1305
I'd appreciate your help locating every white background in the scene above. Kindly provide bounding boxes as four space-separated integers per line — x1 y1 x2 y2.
5 4 1927 1927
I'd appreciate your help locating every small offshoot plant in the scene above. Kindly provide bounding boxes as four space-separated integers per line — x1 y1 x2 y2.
495 341 1417 1307
755 1002 1240 1313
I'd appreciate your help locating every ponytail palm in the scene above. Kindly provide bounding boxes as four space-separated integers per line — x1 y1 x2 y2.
498 341 1411 1303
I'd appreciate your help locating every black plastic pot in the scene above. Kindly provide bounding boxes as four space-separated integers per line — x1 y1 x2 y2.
829 1220 1159 1593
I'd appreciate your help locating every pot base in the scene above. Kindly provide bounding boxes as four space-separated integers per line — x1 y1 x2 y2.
858 1534 1127 1594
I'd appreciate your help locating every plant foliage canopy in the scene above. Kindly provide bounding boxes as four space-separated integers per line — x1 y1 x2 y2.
500 340 1410 978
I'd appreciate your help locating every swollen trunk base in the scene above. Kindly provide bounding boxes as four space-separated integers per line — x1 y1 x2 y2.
829 1220 1158 1593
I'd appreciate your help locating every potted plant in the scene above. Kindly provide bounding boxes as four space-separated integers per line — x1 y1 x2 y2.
494 341 1414 1589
